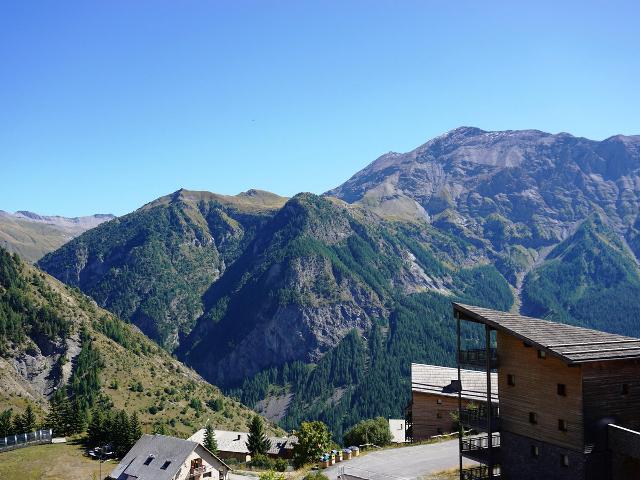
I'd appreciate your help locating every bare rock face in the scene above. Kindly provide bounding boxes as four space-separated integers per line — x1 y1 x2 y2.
327 127 640 256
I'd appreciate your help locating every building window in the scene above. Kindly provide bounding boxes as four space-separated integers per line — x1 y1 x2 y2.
622 383 630 395
436 411 443 419
529 412 538 424
507 374 515 386
538 350 546 359
144 456 155 466
558 419 568 432
436 399 442 405
523 341 532 348
557 384 566 396
561 455 570 467
203 473 212 478
531 445 539 457
437 428 443 435
160 461 171 470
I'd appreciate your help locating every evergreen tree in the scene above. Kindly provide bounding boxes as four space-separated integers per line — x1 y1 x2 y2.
87 407 107 448
15 404 36 433
69 400 88 435
246 415 270 456
0 409 13 437
113 410 131 456
47 390 72 437
203 424 218 454
128 412 142 446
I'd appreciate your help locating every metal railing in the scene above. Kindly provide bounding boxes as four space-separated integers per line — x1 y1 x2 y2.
461 465 501 480
459 404 500 431
190 465 211 477
462 433 501 452
459 348 499 368
0 429 53 452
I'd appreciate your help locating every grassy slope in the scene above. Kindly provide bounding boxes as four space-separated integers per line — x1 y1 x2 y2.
0 442 110 480
0 254 283 438
0 217 80 263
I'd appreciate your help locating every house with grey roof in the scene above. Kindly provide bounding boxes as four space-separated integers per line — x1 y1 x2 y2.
108 434 230 480
188 429 298 461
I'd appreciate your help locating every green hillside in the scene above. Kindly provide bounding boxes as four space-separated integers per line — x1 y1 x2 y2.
0 247 280 438
522 215 640 335
38 189 287 349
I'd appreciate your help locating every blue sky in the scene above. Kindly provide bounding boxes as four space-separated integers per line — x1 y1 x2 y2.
1 1 639 216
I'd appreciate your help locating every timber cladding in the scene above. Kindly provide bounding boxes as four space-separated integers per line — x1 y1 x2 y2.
411 391 474 440
497 331 584 451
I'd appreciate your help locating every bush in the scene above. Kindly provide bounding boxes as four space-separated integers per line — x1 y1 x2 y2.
258 472 285 480
250 453 274 470
343 417 392 447
303 472 329 480
274 458 288 472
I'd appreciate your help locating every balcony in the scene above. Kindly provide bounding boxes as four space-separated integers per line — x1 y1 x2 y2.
190 465 211 477
461 433 501 463
461 465 501 480
459 404 500 432
459 348 498 369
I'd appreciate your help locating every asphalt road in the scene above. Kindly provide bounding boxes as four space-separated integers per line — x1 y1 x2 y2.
322 440 477 480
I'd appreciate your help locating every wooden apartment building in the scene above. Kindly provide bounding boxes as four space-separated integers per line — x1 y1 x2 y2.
453 303 640 480
409 363 498 441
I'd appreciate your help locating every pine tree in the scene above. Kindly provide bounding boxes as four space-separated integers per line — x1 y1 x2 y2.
203 424 218 454
69 400 88 435
246 415 270 456
87 408 106 448
128 412 142 446
18 404 37 433
113 410 131 456
0 409 13 437
47 390 71 437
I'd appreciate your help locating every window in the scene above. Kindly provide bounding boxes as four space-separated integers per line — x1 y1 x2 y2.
623 384 630 395
436 411 443 419
531 445 539 457
529 412 538 424
523 341 532 348
160 461 171 470
538 350 546 359
558 419 568 432
436 399 443 405
557 384 566 396
436 428 443 435
561 455 570 467
144 456 155 466
203 473 212 478
507 374 515 386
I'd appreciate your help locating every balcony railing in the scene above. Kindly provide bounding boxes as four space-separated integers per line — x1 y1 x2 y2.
190 465 211 477
461 465 501 480
459 404 500 432
459 348 498 369
462 433 500 452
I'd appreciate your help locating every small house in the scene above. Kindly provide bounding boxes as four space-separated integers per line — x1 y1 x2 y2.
108 434 230 480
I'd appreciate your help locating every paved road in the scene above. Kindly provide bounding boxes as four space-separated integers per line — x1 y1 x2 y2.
323 440 477 480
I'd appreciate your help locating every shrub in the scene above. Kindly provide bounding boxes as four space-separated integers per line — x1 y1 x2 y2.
274 458 288 472
303 472 329 480
343 417 392 447
250 453 274 470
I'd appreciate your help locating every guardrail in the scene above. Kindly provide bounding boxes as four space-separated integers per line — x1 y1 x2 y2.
0 429 53 452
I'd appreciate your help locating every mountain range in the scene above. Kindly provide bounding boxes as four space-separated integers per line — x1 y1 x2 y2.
12 126 640 439
0 210 115 263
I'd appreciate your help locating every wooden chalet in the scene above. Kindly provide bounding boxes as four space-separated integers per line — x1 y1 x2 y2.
409 363 498 441
453 303 640 480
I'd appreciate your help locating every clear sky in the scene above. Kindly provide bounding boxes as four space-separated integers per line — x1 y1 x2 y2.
1 1 639 216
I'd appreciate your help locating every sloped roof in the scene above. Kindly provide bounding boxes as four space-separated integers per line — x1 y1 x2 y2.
109 434 197 480
411 363 498 402
453 303 640 364
188 429 298 456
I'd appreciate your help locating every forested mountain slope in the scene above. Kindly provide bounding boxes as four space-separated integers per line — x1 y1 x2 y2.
36 127 640 440
0 247 279 438
38 189 287 349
